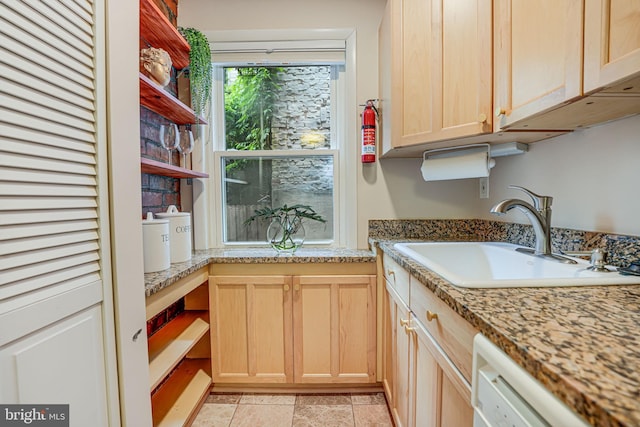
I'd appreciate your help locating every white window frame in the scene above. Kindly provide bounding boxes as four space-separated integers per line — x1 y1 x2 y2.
206 29 357 249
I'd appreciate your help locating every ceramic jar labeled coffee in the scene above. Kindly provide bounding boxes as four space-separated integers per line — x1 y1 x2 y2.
155 205 192 263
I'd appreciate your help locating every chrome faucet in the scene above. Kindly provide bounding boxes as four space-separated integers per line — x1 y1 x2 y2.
490 185 575 264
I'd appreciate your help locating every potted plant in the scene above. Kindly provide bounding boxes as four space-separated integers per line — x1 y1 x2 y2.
244 204 326 254
178 27 212 121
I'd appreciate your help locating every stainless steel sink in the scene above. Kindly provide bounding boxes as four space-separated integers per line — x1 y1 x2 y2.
393 242 640 288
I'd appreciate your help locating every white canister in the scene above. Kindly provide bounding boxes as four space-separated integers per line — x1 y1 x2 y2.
156 205 192 263
142 212 170 273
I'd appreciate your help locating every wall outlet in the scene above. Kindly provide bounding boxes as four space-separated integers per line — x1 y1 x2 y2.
479 177 489 199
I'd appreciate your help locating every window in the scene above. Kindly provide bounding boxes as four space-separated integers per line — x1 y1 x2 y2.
208 32 356 249
211 41 354 247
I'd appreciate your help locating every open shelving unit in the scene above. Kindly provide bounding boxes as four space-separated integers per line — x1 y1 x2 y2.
140 0 190 69
144 248 211 424
139 0 208 180
140 74 208 126
148 311 210 390
151 359 211 427
141 157 209 179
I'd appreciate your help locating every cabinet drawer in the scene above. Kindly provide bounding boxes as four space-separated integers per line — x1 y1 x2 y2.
383 253 409 303
409 277 477 382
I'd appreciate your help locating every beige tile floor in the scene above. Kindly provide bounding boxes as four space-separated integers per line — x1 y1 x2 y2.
192 392 394 427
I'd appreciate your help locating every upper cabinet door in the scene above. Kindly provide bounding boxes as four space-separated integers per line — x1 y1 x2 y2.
584 0 640 93
380 0 492 152
392 0 436 146
438 0 493 140
494 0 584 130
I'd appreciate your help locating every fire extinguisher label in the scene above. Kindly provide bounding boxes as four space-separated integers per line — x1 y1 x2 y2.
362 127 375 155
362 144 376 155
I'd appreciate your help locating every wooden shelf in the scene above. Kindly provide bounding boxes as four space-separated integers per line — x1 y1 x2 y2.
151 359 212 427
140 73 207 125
141 157 209 179
148 311 210 390
140 0 190 70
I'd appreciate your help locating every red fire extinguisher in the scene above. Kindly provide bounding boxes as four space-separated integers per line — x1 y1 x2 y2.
361 99 378 163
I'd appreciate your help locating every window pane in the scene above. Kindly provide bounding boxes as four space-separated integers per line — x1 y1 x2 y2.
224 66 332 151
223 156 334 243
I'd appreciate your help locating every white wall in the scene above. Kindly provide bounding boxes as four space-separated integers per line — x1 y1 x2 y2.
478 114 640 236
178 0 479 249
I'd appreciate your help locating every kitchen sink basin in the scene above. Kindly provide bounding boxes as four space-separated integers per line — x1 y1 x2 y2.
393 242 640 288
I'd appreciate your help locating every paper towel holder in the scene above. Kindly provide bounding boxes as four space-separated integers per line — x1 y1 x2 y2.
423 143 496 169
424 142 527 161
421 143 496 182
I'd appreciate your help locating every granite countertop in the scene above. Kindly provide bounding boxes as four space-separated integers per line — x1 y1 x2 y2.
376 239 640 427
144 247 376 297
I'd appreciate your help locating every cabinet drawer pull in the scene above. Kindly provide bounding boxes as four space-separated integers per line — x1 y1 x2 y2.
403 324 415 333
426 310 438 322
387 270 396 279
400 318 410 326
495 107 506 117
284 284 290 291
294 284 300 291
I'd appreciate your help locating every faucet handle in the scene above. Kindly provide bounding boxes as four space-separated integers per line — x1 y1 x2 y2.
508 185 552 210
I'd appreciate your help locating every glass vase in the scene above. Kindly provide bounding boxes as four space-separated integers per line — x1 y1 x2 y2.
266 215 305 255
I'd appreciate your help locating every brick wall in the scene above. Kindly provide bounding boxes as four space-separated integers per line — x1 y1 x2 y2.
140 105 182 217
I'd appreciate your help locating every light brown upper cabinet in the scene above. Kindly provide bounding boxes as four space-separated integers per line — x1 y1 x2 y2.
379 0 640 156
584 0 640 93
495 0 640 131
379 0 493 153
493 0 583 130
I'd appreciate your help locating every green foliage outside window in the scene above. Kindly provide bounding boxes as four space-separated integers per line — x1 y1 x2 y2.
224 67 283 160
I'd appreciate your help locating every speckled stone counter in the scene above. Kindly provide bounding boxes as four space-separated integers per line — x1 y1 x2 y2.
144 247 375 297
371 219 640 427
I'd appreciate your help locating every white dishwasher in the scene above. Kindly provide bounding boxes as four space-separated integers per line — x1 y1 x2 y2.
472 334 590 427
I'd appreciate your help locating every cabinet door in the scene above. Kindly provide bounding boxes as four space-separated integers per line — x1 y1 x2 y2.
413 318 439 427
413 319 472 427
293 275 376 384
386 285 413 427
0 307 109 427
437 0 493 140
584 0 640 92
384 0 492 148
393 0 436 146
494 0 583 130
381 285 395 404
440 372 473 427
209 276 293 383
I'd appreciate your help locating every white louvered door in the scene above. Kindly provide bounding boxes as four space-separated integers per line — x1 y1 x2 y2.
0 0 117 426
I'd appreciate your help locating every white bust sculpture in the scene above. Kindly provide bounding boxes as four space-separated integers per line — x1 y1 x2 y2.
140 47 172 87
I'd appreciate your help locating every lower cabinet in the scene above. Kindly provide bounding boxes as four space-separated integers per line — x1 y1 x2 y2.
385 284 412 427
209 275 293 383
293 275 377 383
383 267 475 427
412 312 473 427
209 270 377 385
145 268 212 427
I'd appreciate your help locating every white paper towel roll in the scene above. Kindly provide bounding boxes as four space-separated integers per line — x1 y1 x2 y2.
421 150 493 181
